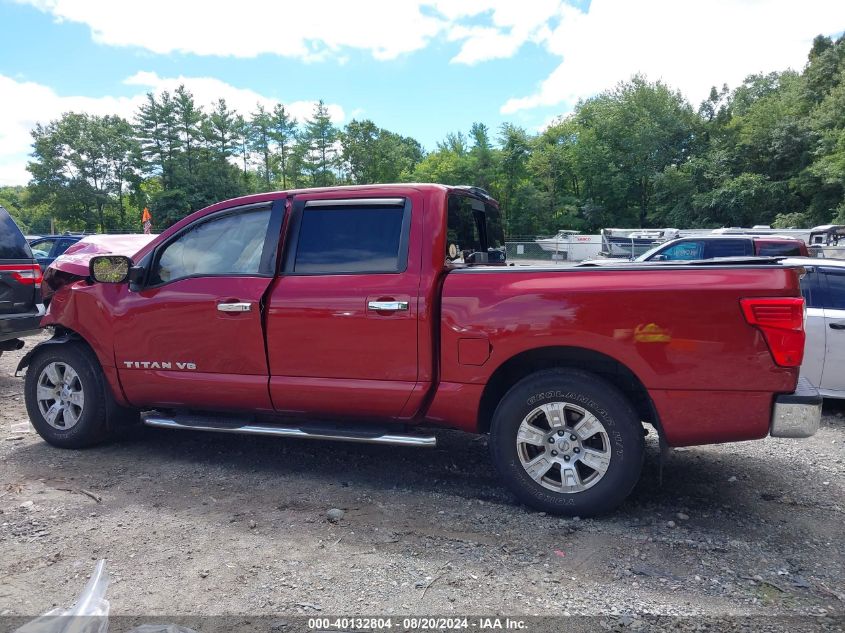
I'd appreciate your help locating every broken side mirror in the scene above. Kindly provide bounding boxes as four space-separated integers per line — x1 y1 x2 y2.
89 255 132 283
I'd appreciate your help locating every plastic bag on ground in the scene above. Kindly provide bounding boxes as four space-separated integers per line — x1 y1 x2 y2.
14 559 109 633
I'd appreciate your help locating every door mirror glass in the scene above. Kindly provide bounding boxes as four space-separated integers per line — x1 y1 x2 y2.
90 255 131 283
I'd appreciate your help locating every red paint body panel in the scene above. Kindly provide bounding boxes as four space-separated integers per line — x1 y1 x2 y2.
437 266 801 444
111 276 274 409
265 187 427 419
269 376 417 419
649 389 772 446
40 184 804 449
424 381 486 432
42 281 129 406
124 371 273 411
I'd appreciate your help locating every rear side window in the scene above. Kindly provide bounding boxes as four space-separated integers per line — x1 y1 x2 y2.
446 194 505 264
294 203 409 274
54 239 75 257
704 239 752 258
0 206 33 260
757 242 803 256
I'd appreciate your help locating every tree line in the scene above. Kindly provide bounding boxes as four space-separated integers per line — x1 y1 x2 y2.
2 33 843 236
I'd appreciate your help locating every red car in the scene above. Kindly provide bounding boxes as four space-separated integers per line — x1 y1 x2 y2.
19 185 820 515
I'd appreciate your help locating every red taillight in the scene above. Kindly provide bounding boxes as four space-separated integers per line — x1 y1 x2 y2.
740 297 805 367
0 263 43 286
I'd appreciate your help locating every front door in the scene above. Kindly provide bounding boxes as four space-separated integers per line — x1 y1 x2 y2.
820 267 845 393
799 267 826 389
265 191 422 420
114 200 283 411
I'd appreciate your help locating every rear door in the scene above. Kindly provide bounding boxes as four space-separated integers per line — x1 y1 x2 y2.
819 267 845 393
113 200 284 411
265 192 422 420
0 207 38 315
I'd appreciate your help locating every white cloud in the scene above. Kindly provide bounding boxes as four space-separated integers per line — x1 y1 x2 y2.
17 0 446 61
0 73 345 186
439 0 562 64
15 0 558 65
502 0 845 114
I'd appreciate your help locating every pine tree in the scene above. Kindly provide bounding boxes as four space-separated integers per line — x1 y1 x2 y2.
270 104 298 188
301 100 338 187
250 104 273 186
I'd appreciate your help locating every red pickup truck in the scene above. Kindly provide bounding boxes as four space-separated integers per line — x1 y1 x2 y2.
19 184 821 515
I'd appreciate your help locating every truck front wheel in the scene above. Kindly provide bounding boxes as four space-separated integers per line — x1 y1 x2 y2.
24 342 136 449
489 369 645 516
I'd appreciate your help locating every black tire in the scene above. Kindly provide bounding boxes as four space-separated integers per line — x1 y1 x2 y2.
489 369 645 516
24 342 138 449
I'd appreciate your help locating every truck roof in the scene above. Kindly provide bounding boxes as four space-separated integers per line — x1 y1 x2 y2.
202 183 497 210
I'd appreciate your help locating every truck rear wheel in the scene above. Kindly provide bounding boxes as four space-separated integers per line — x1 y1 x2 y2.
489 369 645 516
24 342 137 449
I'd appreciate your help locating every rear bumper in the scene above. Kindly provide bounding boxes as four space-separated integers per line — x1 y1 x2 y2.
770 378 822 439
0 304 46 343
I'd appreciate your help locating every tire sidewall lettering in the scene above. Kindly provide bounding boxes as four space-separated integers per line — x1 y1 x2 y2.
525 390 624 458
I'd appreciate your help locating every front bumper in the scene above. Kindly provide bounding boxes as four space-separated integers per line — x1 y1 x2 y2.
770 377 822 438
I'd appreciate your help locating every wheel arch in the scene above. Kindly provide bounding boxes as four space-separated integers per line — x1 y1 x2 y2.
477 346 662 437
17 326 131 408
16 326 86 373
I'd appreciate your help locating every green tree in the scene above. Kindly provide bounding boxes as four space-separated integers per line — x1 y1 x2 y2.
574 75 698 227
174 85 203 180
340 119 423 184
300 100 338 187
270 104 298 188
28 113 138 231
250 104 274 187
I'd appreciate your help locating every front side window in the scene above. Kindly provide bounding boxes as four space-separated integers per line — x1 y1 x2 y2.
800 269 821 309
654 240 704 261
153 207 271 284
293 205 407 274
821 270 845 310
30 238 58 258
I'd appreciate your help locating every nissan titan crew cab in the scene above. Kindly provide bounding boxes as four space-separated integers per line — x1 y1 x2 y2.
19 185 821 516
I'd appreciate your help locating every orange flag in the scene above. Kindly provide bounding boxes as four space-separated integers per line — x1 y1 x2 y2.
141 207 152 223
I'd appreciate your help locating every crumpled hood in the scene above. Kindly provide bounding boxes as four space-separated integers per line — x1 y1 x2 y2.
49 234 157 277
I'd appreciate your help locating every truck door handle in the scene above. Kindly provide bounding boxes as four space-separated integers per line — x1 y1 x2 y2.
217 302 252 313
367 300 409 312
830 321 845 330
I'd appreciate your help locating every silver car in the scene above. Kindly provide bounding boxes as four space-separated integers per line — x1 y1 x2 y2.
782 257 845 399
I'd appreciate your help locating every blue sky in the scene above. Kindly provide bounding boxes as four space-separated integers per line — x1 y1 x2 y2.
1 0 844 185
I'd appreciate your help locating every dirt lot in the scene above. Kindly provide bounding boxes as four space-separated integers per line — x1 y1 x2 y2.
1 337 843 625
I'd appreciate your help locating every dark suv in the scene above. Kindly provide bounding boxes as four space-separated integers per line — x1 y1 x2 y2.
0 205 44 356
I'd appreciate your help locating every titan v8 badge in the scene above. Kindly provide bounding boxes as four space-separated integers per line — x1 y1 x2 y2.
122 361 197 370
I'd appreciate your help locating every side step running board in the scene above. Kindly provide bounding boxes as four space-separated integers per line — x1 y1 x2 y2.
143 414 437 447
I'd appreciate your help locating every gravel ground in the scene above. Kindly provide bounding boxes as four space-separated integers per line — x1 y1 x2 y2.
0 336 843 627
